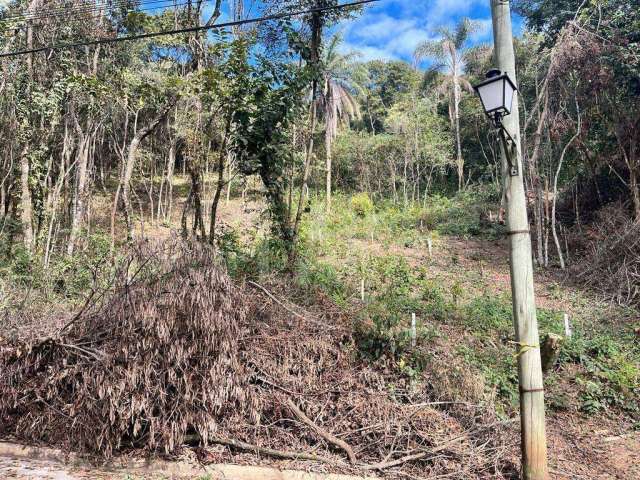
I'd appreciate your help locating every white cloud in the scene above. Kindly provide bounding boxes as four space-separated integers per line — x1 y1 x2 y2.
350 14 416 41
339 42 396 62
339 12 434 62
338 1 494 63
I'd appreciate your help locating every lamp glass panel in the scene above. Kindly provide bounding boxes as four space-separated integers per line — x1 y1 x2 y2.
503 82 515 114
477 79 505 113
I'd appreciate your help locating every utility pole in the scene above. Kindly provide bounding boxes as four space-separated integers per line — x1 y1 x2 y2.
490 2 548 479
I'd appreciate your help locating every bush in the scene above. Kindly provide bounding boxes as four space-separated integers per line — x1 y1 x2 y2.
297 260 347 305
561 332 640 413
351 192 374 217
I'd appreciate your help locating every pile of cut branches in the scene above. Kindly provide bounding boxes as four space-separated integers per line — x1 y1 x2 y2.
0 239 516 478
0 240 255 456
573 203 640 307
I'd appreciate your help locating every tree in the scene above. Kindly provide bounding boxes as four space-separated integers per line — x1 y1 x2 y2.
414 18 479 190
356 60 419 134
318 33 361 212
386 94 453 204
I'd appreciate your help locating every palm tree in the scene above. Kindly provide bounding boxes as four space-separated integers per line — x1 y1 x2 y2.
318 33 362 212
414 18 479 190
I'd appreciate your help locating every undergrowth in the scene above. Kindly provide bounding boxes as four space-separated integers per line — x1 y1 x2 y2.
279 192 640 419
4 189 638 421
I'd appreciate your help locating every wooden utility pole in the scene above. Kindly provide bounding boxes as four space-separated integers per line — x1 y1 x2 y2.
490 1 548 479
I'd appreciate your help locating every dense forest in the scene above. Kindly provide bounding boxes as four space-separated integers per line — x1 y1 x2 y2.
0 1 638 479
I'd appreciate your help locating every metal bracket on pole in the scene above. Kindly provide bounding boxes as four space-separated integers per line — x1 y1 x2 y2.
498 127 518 177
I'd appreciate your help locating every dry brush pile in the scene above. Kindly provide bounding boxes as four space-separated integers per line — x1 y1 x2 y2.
0 240 516 478
572 203 640 308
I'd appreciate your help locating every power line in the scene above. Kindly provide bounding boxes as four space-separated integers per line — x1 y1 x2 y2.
0 0 186 25
0 1 196 36
0 0 380 59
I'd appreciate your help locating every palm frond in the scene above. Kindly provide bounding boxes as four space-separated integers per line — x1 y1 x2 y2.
461 44 492 66
325 31 344 64
458 77 474 93
454 17 480 49
414 40 446 64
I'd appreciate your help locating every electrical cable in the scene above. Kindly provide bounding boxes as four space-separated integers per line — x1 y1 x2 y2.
0 1 212 36
0 0 380 58
0 0 185 25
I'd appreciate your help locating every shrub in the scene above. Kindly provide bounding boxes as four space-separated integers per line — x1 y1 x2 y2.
351 192 374 217
419 279 452 321
297 260 347 305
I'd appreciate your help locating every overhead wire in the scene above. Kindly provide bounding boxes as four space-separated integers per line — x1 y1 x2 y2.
0 0 181 23
0 0 380 58
0 0 189 28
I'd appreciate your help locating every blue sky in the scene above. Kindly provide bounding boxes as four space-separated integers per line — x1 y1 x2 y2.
336 0 524 63
166 0 524 66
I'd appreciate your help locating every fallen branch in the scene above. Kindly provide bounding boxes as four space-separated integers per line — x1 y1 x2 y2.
362 451 429 471
362 431 474 471
205 436 344 466
248 281 307 321
247 281 334 329
285 398 357 464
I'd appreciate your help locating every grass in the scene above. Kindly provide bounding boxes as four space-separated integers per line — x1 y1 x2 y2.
291 191 640 418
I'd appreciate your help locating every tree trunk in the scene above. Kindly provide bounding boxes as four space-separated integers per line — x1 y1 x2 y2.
453 75 464 191
325 123 333 213
552 99 581 270
529 92 548 266
188 165 206 239
19 148 34 251
19 0 40 252
165 138 177 222
67 128 91 256
119 102 174 240
209 117 231 243
288 11 322 268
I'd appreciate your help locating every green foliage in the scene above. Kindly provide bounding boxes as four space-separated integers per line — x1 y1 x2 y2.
418 278 452 321
0 231 112 300
297 261 347 305
465 295 513 331
424 187 503 237
562 332 640 414
350 192 373 217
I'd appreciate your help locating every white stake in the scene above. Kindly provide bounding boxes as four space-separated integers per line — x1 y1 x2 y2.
411 313 417 347
360 279 365 302
427 236 433 257
564 313 572 338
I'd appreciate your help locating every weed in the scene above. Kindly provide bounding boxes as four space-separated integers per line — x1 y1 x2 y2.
351 192 374 217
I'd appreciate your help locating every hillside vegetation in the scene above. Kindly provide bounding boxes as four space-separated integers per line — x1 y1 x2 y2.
0 1 639 479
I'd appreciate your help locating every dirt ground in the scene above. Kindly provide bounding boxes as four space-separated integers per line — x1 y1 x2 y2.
2 197 638 479
346 232 640 480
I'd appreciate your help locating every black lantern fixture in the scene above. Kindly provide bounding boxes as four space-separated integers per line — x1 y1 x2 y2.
473 69 519 176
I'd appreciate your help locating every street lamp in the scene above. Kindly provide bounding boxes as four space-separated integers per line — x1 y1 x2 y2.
473 69 519 176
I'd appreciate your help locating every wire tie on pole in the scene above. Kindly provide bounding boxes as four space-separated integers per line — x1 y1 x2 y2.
520 387 545 394
508 340 539 358
506 229 530 236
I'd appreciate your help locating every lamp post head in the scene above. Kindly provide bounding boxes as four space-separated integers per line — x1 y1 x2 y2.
473 70 518 127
